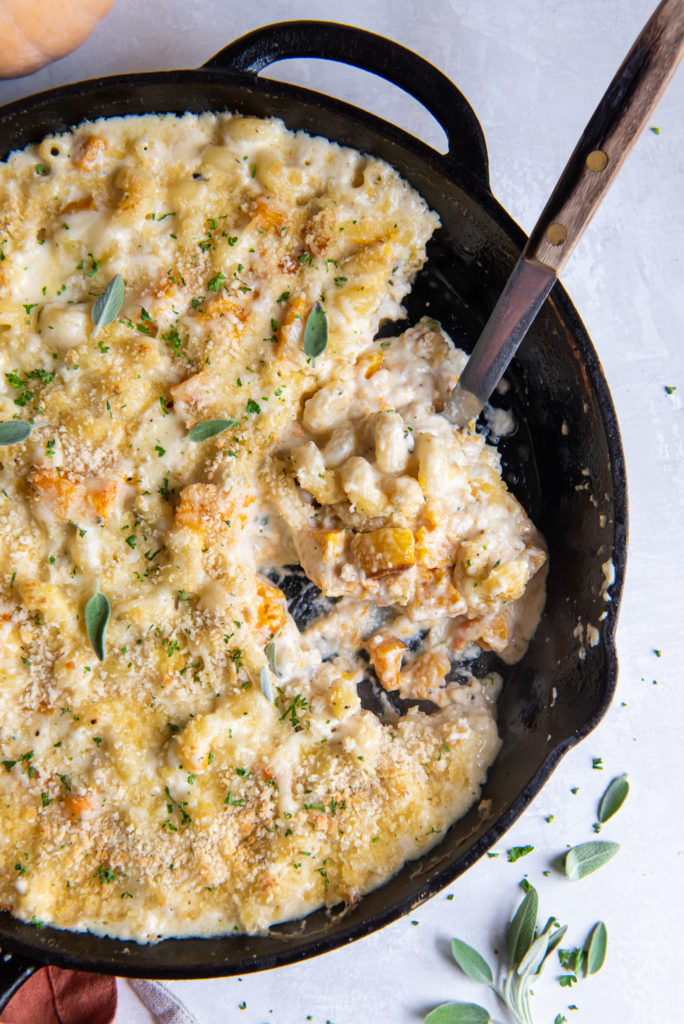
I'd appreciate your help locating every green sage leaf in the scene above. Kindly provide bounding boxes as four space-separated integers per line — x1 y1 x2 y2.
424 1002 490 1024
584 920 607 975
303 301 328 360
564 840 620 881
598 774 629 824
0 420 33 445
538 914 557 937
517 930 548 977
543 924 568 964
264 640 277 675
91 275 124 337
506 885 538 967
187 418 238 442
85 582 110 661
450 938 493 986
259 665 273 702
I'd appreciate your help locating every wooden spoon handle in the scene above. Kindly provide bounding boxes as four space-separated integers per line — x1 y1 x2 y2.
524 0 684 274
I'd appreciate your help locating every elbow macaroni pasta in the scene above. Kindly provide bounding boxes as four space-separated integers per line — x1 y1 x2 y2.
0 112 545 943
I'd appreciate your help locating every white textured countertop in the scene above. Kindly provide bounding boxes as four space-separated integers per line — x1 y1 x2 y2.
1 2 682 1022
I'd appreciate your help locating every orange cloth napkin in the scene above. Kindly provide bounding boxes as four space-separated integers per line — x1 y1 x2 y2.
0 965 117 1024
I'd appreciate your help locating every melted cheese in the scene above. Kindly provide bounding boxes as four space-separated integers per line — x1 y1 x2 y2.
0 113 544 943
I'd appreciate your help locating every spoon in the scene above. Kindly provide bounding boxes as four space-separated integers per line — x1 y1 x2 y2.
444 0 684 428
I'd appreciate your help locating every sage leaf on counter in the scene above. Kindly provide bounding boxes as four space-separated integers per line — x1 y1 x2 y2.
517 930 549 978
597 774 629 824
584 921 608 975
187 418 238 442
424 1003 490 1024
506 885 538 967
259 665 273 703
303 301 328 360
564 841 620 881
0 420 33 445
85 581 111 661
91 274 124 337
426 868 613 1024
543 923 568 963
450 939 493 986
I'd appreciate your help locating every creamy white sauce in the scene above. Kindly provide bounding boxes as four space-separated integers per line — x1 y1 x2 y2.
0 112 546 944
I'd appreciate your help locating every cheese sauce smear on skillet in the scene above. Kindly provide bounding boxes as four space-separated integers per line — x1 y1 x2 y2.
0 113 546 941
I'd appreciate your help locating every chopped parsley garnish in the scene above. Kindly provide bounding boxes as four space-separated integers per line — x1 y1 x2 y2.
208 273 226 291
162 327 183 358
225 790 244 806
507 845 534 862
162 785 192 829
92 865 116 885
277 691 310 730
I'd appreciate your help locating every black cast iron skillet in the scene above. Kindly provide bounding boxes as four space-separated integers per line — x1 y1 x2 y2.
0 20 627 1006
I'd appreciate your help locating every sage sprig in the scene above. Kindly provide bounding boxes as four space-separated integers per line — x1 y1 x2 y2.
597 774 629 824
0 420 34 445
303 301 328 361
425 883 602 1024
564 840 620 881
85 581 111 661
187 418 238 442
91 275 124 337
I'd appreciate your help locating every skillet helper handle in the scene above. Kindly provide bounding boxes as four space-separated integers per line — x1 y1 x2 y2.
202 20 490 189
524 0 684 274
0 950 37 1012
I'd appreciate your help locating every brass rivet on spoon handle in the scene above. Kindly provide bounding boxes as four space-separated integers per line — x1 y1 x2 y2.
545 222 568 245
585 149 609 172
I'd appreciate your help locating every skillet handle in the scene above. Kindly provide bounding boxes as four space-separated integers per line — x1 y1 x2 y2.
202 20 490 189
0 949 38 1012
